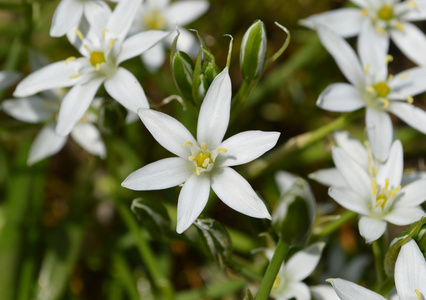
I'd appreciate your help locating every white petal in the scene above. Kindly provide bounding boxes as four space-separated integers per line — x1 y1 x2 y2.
84 1 111 36
308 168 347 187
2 97 52 123
28 125 67 165
197 68 232 149
390 22 426 66
216 131 279 167
334 131 368 169
376 140 403 188
299 8 362 37
175 28 199 56
384 206 424 225
106 0 142 40
165 1 209 26
56 78 104 136
310 285 340 300
118 30 171 64
0 70 20 90
276 282 311 300
137 108 197 159
395 239 426 298
13 60 83 97
316 26 364 87
358 18 389 81
329 187 369 215
358 216 387 243
328 278 386 300
122 157 192 190
141 43 166 72
365 108 393 162
350 0 369 7
275 171 298 195
332 147 371 198
395 179 426 207
176 174 210 233
317 83 365 112
388 67 426 99
286 242 325 281
104 67 149 113
387 102 426 134
211 167 271 219
71 123 106 158
50 0 83 37
402 2 426 21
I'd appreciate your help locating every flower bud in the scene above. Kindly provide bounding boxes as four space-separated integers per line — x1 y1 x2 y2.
172 51 195 103
240 20 267 81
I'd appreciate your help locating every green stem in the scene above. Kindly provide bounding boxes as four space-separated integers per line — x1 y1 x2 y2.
116 202 174 300
230 79 258 123
372 237 386 288
255 239 289 300
313 211 357 237
243 109 364 179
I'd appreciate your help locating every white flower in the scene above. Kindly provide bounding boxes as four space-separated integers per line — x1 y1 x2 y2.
14 0 171 136
328 239 426 300
122 68 278 233
3 90 105 165
300 0 426 65
50 0 113 37
268 242 326 300
315 25 426 161
129 0 209 72
329 139 426 243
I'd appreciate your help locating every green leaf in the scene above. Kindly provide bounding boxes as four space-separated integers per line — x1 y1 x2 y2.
193 217 232 263
131 198 170 239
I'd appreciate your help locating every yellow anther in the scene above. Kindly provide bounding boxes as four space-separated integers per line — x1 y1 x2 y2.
399 72 409 79
75 29 84 41
96 63 100 71
376 26 386 34
382 98 390 108
407 1 418 9
201 142 208 151
188 156 195 161
395 21 404 31
65 56 76 64
387 74 394 81
272 276 281 290
384 179 389 190
361 8 368 16
102 29 108 38
202 158 210 168
364 63 370 74
109 38 114 50
196 168 201 176
366 86 376 94
406 95 414 104
217 148 227 153
415 289 422 300
183 141 193 147
371 179 379 196
70 72 81 79
385 55 393 64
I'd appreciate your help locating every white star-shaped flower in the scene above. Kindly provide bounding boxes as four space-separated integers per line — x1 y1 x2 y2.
315 25 426 161
129 0 209 72
14 0 171 136
329 139 426 243
329 239 426 300
122 68 278 233
300 0 426 66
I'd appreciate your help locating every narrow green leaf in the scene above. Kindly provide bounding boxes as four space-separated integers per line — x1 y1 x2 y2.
130 198 170 239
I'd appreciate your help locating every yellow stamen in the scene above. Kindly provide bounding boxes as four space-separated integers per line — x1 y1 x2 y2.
96 63 100 71
364 63 370 74
217 148 227 153
382 98 389 108
70 72 81 79
366 86 376 94
65 56 76 64
361 8 368 16
75 29 84 41
201 142 208 151
376 26 386 34
406 95 414 104
196 168 201 176
407 1 418 9
399 72 409 79
109 38 114 50
89 51 106 68
395 21 404 31
183 141 193 147
371 179 379 196
202 158 210 168
272 276 281 290
385 55 393 64
384 179 389 190
387 74 394 81
415 289 422 300
102 29 108 38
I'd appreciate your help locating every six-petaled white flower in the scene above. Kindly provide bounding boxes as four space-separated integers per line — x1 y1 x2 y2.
328 239 426 300
300 0 426 66
316 25 426 161
14 0 171 136
122 68 278 233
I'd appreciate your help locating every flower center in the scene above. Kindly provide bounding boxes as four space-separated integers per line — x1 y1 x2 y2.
371 178 400 209
373 81 390 98
184 141 227 175
90 51 106 67
144 9 166 30
377 4 394 21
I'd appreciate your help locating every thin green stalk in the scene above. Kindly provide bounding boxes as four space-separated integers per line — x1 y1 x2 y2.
226 258 263 282
255 239 289 300
372 237 387 288
116 202 174 300
113 253 141 300
230 79 258 123
313 211 357 238
243 109 364 179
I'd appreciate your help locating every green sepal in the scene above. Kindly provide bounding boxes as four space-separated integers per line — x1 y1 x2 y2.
193 217 232 263
131 198 171 239
172 51 195 104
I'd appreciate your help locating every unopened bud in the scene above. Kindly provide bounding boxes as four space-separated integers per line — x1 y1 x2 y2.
172 51 195 103
240 20 267 81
